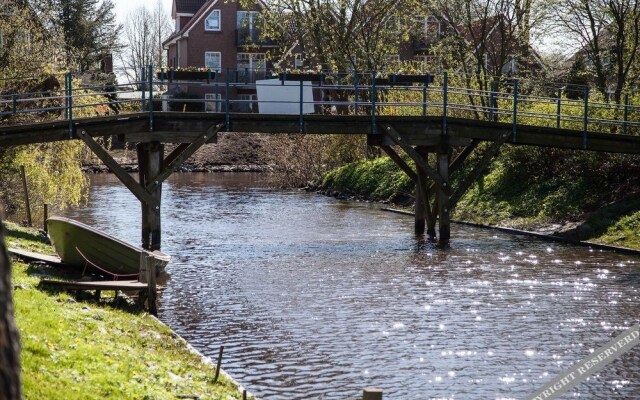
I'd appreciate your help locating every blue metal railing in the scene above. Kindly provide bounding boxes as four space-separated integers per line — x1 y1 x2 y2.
1 67 640 142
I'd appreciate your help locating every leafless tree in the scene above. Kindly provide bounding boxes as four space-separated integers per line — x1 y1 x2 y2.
118 0 172 85
555 0 640 103
0 221 21 400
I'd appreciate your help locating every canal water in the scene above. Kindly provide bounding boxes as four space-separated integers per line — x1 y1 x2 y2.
62 173 640 399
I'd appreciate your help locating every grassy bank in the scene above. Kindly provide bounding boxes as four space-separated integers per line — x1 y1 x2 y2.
5 223 248 399
322 146 640 250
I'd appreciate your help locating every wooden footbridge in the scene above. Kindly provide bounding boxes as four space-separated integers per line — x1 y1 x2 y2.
2 69 640 247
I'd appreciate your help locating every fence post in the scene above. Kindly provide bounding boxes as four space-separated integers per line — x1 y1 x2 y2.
583 86 589 149
442 71 448 135
12 94 17 115
556 87 562 129
512 79 518 143
213 345 225 383
148 65 154 131
20 165 32 227
623 93 629 135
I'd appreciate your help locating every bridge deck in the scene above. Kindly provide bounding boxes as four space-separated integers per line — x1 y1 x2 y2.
1 112 639 154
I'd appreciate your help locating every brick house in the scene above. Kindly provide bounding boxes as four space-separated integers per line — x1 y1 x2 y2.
162 0 277 112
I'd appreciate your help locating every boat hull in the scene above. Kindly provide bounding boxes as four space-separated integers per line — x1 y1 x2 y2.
47 217 170 276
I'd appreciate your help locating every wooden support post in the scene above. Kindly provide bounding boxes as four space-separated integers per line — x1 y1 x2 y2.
363 388 383 400
414 155 427 236
19 165 32 226
214 345 225 383
43 204 48 233
437 150 450 246
140 252 157 316
138 142 164 251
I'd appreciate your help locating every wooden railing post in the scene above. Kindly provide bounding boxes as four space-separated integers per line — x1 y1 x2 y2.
141 66 146 112
442 71 448 135
354 70 359 114
66 72 73 139
299 79 304 133
512 79 518 143
371 72 377 134
225 67 231 131
583 86 589 148
623 93 629 135
148 64 154 131
556 87 562 129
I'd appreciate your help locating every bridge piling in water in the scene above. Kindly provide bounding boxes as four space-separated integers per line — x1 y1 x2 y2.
137 142 164 251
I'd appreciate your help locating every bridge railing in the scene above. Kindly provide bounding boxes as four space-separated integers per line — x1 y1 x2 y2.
2 68 640 141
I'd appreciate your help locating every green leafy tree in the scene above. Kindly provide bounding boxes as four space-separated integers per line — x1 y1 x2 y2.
252 0 429 72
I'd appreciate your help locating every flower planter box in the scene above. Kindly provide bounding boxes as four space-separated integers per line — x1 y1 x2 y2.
157 71 214 81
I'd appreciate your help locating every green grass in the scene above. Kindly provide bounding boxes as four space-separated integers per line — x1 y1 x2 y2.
7 225 249 400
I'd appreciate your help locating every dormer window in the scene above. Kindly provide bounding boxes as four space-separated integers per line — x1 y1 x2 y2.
205 10 221 31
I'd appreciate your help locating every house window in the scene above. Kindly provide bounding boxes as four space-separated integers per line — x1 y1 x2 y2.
237 53 266 82
205 10 221 31
237 11 260 30
205 51 222 71
205 93 222 112
239 94 258 113
237 53 265 70
294 53 303 68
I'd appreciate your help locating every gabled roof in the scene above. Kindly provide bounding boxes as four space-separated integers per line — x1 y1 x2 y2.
175 0 206 14
164 0 270 48
164 0 219 46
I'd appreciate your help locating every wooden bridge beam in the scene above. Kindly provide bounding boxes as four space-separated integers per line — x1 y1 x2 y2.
78 131 159 209
380 146 417 182
382 124 450 195
146 123 222 193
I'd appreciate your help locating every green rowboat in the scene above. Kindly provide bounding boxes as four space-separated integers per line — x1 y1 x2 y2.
47 216 170 277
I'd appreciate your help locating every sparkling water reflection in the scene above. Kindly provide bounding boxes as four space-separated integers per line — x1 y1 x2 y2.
62 173 640 399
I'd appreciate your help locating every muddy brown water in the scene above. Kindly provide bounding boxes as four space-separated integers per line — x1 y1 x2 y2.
61 173 640 399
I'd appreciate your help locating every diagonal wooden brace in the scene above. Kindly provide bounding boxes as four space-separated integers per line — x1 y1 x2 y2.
146 123 223 193
447 132 510 210
78 130 159 210
382 124 451 195
380 145 417 182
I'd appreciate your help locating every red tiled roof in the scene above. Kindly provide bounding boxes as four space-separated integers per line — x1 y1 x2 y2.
175 0 207 14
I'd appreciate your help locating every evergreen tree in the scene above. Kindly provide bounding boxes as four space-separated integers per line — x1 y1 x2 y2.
36 0 121 72
565 55 590 100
